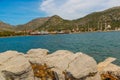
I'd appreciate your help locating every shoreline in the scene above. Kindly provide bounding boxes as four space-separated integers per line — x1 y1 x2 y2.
0 30 120 38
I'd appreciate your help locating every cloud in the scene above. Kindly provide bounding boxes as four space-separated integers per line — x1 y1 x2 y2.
40 0 120 20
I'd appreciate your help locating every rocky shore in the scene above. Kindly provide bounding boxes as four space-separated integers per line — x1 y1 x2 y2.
0 48 120 80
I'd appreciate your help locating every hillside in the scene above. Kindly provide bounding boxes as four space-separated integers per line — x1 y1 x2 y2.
74 6 120 31
0 21 17 37
15 17 50 31
18 6 120 32
0 21 14 32
0 6 120 34
36 15 74 32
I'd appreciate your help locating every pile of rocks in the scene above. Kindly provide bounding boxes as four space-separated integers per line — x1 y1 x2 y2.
0 48 119 80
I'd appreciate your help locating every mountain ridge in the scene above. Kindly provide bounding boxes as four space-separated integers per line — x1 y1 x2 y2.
15 17 50 31
0 21 14 32
0 6 120 33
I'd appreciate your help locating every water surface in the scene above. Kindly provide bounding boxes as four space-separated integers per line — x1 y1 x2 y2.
0 31 120 64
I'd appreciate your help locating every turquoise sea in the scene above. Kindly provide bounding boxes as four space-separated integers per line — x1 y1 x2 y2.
0 31 120 64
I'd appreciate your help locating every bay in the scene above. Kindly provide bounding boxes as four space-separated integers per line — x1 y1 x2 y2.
0 31 120 64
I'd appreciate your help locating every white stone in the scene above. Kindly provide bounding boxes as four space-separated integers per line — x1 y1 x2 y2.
0 51 34 80
97 57 116 72
27 48 49 57
98 57 120 77
25 48 49 64
66 53 100 80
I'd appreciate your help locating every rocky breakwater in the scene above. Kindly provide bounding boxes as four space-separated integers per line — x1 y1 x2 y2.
25 49 101 80
1 48 116 80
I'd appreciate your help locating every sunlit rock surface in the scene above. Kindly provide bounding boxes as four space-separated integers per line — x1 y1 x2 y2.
0 51 34 80
1 48 116 80
26 49 101 80
98 57 120 80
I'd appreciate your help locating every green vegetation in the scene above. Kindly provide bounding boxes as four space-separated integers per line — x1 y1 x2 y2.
37 15 75 32
0 31 27 37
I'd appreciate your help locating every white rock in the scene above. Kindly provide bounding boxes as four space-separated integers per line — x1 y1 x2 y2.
0 51 34 80
47 50 73 57
66 53 100 80
98 57 120 78
25 48 49 63
27 48 49 56
97 57 116 72
45 50 75 79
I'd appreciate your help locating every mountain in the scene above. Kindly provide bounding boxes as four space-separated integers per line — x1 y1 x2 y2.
36 15 75 31
0 21 14 32
0 21 16 37
73 6 120 31
15 15 74 32
0 6 120 33
16 6 120 32
15 17 50 31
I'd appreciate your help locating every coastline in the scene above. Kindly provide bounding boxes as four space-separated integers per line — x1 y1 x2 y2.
0 35 30 38
0 30 120 38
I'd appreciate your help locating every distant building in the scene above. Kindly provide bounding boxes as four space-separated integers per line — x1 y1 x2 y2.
105 25 111 31
30 31 41 35
107 25 111 28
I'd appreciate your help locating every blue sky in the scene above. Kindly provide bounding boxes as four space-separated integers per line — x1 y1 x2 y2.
0 0 46 25
0 0 120 25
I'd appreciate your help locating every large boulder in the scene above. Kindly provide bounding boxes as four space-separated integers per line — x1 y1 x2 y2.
25 48 49 64
26 49 101 80
66 52 100 80
0 51 34 80
98 57 120 80
45 50 76 79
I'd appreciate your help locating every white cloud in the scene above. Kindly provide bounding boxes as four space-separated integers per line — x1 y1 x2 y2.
40 0 120 20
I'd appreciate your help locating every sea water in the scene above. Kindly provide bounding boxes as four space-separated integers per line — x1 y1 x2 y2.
0 31 120 64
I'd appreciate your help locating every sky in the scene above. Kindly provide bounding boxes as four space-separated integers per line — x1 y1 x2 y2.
0 0 120 25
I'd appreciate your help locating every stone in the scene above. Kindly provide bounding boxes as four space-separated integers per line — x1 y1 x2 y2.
0 51 34 80
25 48 49 64
26 48 49 57
98 57 120 80
45 50 75 79
97 57 116 72
66 53 100 80
27 49 101 80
